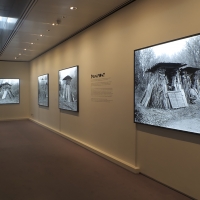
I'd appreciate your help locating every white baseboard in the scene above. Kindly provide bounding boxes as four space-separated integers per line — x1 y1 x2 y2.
0 117 28 122
29 118 140 174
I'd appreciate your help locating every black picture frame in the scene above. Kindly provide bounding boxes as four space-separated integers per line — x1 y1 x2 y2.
58 65 79 112
38 74 49 107
0 79 20 104
134 33 200 135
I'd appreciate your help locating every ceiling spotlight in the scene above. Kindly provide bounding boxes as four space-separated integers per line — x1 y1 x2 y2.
40 34 43 37
70 7 77 10
31 42 33 44
52 23 55 26
19 53 21 55
24 49 26 51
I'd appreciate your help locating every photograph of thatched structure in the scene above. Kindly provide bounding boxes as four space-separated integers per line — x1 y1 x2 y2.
141 63 189 109
134 34 200 134
0 79 20 104
38 74 49 107
59 66 79 112
180 66 200 104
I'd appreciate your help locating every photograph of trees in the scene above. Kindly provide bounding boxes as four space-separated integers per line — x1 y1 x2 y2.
134 34 200 134
0 79 19 104
38 74 49 107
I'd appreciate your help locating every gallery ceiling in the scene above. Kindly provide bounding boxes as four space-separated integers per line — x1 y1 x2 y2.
0 0 135 62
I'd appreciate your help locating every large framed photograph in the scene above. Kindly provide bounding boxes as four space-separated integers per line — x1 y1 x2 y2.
59 65 79 112
134 34 200 134
38 74 49 107
0 79 20 104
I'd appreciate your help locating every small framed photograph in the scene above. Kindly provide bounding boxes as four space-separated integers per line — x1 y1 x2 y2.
134 33 200 135
38 74 49 107
59 65 79 112
0 79 20 104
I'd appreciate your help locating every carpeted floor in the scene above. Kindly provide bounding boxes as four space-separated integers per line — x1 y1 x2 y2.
0 120 193 200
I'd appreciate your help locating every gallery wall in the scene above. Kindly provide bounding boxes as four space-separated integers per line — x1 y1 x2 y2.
132 0 200 199
30 0 200 199
29 3 137 171
0 61 30 120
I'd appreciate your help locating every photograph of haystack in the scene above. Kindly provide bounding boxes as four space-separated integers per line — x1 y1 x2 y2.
38 74 49 107
59 66 78 112
0 79 19 104
134 34 200 134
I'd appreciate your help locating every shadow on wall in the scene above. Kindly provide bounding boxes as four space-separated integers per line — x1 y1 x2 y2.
137 123 200 145
60 109 79 117
39 106 49 110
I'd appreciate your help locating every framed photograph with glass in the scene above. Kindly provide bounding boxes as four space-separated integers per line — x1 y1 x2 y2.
0 79 20 104
134 33 200 135
38 74 49 107
59 65 79 112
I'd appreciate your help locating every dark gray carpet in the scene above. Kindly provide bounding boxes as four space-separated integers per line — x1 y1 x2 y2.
0 120 193 200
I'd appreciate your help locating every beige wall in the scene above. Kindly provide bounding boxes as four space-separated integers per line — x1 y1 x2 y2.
0 61 30 120
30 0 200 199
132 0 200 199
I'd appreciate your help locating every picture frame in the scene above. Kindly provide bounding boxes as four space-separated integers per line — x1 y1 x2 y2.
58 65 79 112
0 79 20 104
38 74 49 107
134 33 200 135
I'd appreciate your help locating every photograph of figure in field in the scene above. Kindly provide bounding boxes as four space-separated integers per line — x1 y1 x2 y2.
0 79 19 104
134 34 200 134
59 66 78 112
38 74 49 107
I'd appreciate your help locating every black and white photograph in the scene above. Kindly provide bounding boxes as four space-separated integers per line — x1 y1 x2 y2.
134 34 200 134
38 74 49 107
0 79 20 104
59 66 79 112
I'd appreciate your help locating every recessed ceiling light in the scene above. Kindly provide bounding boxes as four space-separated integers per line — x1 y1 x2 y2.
40 34 43 37
31 42 33 44
52 23 55 26
19 53 21 55
24 49 26 51
70 7 77 10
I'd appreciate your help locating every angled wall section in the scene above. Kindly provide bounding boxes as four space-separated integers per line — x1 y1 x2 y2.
0 61 30 120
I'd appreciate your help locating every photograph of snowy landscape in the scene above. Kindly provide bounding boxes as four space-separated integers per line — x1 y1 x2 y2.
134 34 200 134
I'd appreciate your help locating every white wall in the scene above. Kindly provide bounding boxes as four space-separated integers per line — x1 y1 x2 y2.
0 61 30 120
30 0 200 199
